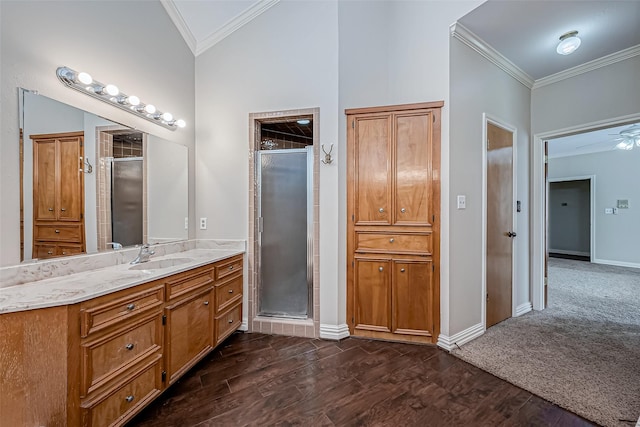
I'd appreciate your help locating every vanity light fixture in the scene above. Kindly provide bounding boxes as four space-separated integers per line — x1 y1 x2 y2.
556 31 581 55
56 66 185 130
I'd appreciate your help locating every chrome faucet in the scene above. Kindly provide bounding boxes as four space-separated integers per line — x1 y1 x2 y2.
107 242 123 250
130 244 155 264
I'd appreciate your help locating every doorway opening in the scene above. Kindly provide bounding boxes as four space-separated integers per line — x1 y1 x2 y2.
248 108 320 337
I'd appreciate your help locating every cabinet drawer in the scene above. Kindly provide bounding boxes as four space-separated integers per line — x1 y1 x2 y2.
58 243 84 256
34 224 82 242
81 313 163 397
81 284 164 337
215 303 242 346
34 243 57 259
356 232 432 255
215 256 243 280
165 265 215 301
83 357 162 427
214 275 243 313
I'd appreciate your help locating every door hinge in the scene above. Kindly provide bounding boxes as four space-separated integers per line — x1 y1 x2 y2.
351 214 354 222
80 213 83 219
544 155 549 164
432 264 435 272
351 120 355 129
162 314 166 325
161 371 167 382
432 214 435 222
352 261 354 268
258 217 264 233
352 316 354 323
433 114 435 124
486 293 489 301
487 139 490 149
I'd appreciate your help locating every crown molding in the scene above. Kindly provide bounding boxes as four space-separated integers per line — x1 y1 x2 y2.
533 44 640 89
160 0 197 55
450 22 535 89
195 0 280 56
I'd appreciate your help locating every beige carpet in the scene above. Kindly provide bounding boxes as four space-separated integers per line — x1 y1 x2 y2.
452 258 640 427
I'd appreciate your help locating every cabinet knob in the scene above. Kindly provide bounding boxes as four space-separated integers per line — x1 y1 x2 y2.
55 229 60 234
378 208 384 213
204 301 209 306
47 250 53 255
125 343 134 350
389 238 394 243
228 289 234 294
126 303 136 311
62 252 67 255
48 207 54 211
228 319 234 324
61 208 66 212
379 266 384 272
125 395 135 403
400 208 406 213
400 268 406 273
228 265 234 270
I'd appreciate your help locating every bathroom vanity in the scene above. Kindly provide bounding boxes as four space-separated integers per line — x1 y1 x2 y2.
0 246 244 427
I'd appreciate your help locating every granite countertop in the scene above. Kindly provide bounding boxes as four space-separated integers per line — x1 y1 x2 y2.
0 248 244 314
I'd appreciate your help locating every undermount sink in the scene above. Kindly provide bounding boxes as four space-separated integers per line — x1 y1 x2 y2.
129 257 194 271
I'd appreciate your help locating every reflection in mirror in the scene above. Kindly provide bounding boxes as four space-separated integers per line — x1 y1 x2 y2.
20 89 188 262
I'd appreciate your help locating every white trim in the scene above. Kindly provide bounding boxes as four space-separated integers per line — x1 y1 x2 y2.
160 0 197 55
482 114 518 328
514 302 532 317
240 318 249 332
437 323 484 351
319 324 350 341
532 113 640 311
195 0 280 56
549 249 590 257
592 259 640 269
548 175 596 262
533 45 640 89
450 22 534 89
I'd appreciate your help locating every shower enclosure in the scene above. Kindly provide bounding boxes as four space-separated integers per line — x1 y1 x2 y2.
257 147 313 318
111 157 143 247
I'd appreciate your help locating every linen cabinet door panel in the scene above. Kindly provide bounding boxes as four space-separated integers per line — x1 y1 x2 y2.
165 287 214 384
394 112 432 226
33 139 57 221
353 116 392 225
58 135 84 221
354 258 391 333
392 260 433 337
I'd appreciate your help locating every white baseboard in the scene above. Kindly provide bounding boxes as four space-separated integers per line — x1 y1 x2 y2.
515 302 532 317
592 258 640 269
437 323 484 351
319 323 350 340
549 249 589 257
240 317 249 331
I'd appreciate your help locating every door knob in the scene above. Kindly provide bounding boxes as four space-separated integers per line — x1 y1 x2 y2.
507 231 517 238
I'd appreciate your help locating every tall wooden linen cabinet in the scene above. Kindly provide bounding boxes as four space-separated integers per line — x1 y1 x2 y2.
347 102 442 344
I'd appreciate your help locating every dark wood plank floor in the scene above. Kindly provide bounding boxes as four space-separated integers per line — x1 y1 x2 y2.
127 333 596 427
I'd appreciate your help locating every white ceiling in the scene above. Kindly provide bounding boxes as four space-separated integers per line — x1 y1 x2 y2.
548 122 640 159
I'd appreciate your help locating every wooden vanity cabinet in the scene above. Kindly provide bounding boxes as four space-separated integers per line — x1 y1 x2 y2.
0 254 244 427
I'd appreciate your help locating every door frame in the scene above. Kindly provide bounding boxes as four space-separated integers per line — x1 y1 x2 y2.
547 175 595 262
482 113 517 329
248 107 320 337
531 113 640 310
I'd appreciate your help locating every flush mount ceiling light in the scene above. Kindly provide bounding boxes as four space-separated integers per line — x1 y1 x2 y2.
614 124 640 150
56 66 185 130
297 119 311 125
556 30 581 55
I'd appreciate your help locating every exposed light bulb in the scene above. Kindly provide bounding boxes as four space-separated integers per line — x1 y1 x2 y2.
144 104 156 114
77 72 93 85
162 112 173 122
297 119 310 125
105 84 119 96
127 95 140 106
176 119 186 128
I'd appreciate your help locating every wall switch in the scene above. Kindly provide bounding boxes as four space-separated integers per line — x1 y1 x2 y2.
457 195 466 210
604 208 613 214
613 207 618 215
184 217 188 230
200 217 207 230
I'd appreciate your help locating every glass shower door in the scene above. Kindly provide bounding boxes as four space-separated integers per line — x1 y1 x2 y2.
258 148 312 318
111 158 143 247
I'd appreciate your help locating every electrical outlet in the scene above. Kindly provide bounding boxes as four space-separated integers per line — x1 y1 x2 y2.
457 195 466 210
604 208 613 214
184 217 188 230
200 217 207 230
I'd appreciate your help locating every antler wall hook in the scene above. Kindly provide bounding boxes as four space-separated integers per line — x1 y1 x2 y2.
321 144 334 164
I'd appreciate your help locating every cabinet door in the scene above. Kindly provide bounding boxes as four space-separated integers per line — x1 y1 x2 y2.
58 135 84 221
165 287 213 384
354 258 391 333
353 115 392 225
394 112 432 225
33 139 57 221
392 260 433 336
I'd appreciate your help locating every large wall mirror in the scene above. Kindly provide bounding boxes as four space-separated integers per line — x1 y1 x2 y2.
19 88 188 262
